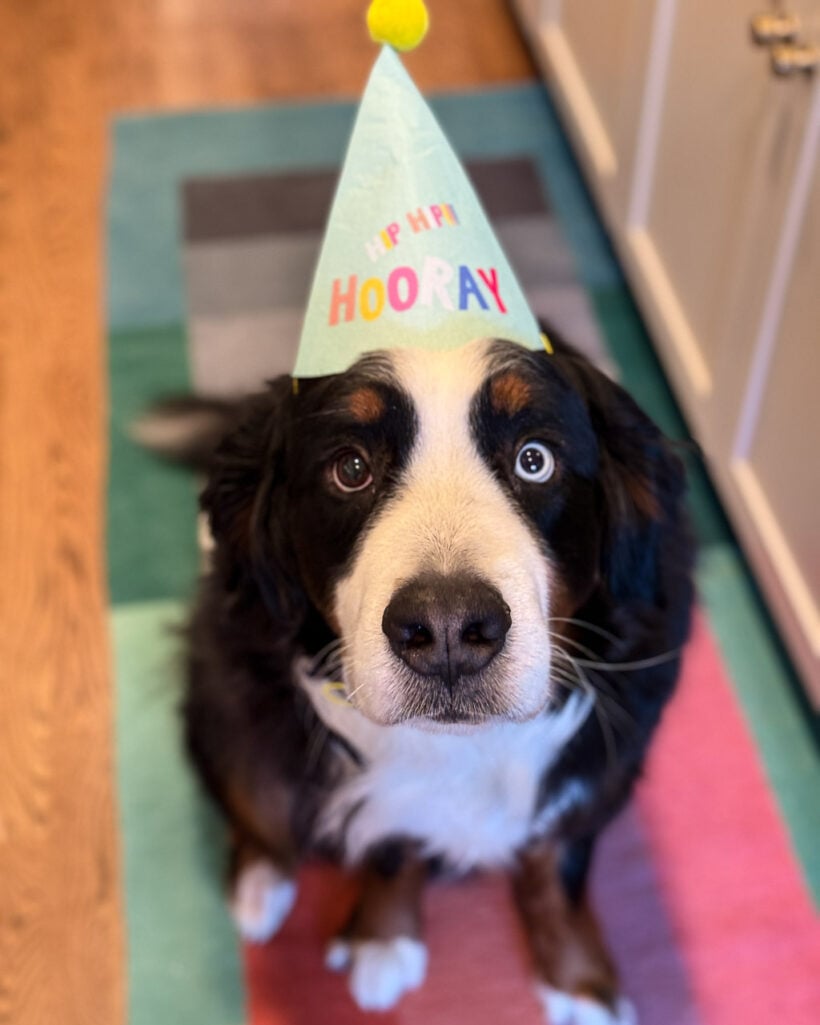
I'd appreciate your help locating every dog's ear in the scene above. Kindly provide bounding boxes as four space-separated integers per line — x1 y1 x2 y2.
553 345 688 604
201 377 306 631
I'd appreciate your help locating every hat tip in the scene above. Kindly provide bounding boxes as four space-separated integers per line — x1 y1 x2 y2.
367 0 430 52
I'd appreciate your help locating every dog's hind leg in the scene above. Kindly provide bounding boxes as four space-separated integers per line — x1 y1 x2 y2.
513 837 637 1025
326 841 428 1011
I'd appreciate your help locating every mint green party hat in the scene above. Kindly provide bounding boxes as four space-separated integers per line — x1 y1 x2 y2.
293 2 543 378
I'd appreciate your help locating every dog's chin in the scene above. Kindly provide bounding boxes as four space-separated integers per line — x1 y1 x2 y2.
400 712 520 736
344 667 553 733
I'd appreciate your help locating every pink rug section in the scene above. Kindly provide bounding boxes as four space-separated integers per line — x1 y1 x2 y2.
245 867 542 1024
635 611 820 1024
245 611 820 1024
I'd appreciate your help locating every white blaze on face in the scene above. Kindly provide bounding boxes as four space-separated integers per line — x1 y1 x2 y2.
333 338 553 725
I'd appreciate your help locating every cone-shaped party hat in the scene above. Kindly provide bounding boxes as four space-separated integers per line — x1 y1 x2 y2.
293 1 543 378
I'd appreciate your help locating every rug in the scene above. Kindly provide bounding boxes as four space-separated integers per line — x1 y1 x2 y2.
107 85 820 1025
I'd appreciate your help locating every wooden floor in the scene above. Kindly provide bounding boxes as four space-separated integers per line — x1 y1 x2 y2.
0 3 534 1022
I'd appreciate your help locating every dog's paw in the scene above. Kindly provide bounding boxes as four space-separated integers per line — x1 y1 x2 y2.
536 986 637 1025
230 861 297 944
325 936 428 1011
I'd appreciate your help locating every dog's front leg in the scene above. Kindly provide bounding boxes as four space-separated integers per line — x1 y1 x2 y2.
513 837 636 1025
327 841 428 1011
224 775 300 946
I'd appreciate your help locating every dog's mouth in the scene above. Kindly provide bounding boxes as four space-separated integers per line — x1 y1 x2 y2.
393 697 502 729
304 646 518 727
341 656 548 730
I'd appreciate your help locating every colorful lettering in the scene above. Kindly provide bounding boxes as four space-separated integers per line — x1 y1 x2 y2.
329 275 358 325
359 278 386 321
327 257 507 326
458 266 489 311
407 207 431 233
419 256 455 310
367 222 402 261
387 266 419 312
365 236 387 262
477 268 506 313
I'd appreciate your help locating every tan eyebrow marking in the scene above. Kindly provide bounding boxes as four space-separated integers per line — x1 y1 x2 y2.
490 372 533 416
347 387 386 423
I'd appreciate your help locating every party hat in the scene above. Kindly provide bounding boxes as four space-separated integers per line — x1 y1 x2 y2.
293 1 543 379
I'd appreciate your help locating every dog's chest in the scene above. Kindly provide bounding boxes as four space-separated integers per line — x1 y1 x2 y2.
298 663 591 869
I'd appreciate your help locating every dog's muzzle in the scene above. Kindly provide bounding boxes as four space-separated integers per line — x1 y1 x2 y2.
382 572 511 689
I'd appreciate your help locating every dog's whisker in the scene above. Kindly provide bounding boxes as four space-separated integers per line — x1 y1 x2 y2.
554 649 619 770
548 631 605 665
547 616 622 645
574 649 681 672
308 638 353 680
552 646 640 768
579 675 641 743
549 627 681 675
305 720 331 776
311 637 346 662
553 643 638 720
343 678 371 702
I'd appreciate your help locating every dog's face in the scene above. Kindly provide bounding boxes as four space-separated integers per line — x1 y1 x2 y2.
205 336 683 729
292 339 601 727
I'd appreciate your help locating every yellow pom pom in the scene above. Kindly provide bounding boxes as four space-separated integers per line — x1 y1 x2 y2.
367 0 430 52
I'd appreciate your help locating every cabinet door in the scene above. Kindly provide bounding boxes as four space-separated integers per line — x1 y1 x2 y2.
632 0 816 432
516 0 656 221
729 157 820 704
630 0 820 700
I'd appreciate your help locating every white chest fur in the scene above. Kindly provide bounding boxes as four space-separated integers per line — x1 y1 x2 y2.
297 661 592 870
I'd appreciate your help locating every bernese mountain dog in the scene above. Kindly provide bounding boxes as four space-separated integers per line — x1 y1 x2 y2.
143 329 694 1022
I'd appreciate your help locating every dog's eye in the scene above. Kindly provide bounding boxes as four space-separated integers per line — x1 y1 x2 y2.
331 449 373 493
514 441 555 484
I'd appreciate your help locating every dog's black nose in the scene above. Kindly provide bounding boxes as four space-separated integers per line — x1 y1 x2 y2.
382 573 511 686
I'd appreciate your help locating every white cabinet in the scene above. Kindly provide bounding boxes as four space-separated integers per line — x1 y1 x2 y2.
514 0 820 703
728 166 820 699
522 1 657 220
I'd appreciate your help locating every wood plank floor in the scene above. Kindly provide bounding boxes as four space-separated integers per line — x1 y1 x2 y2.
0 3 534 1023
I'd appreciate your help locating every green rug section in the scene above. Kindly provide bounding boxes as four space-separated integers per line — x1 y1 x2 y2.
113 600 245 1025
108 324 199 605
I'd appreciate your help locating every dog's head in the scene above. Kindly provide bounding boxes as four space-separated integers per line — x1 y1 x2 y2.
203 336 686 728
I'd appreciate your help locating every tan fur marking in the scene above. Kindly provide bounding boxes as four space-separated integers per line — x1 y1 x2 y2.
490 372 533 416
345 848 426 943
513 839 619 1008
347 387 385 424
625 470 661 521
225 778 298 877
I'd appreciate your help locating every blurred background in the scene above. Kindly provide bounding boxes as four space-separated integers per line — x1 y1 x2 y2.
1 2 818 1024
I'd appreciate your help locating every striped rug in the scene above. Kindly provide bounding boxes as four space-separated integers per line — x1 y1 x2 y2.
107 86 820 1025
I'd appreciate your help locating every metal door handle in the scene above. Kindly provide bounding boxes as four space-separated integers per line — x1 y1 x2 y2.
771 43 820 75
750 11 801 45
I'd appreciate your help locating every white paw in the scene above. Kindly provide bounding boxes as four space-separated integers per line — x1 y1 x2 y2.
537 986 637 1025
230 861 297 943
325 936 428 1011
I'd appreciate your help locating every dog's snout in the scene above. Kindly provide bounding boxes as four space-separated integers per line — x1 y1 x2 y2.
382 573 511 685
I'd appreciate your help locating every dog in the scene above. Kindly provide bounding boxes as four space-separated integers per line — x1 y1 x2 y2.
141 329 694 1022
